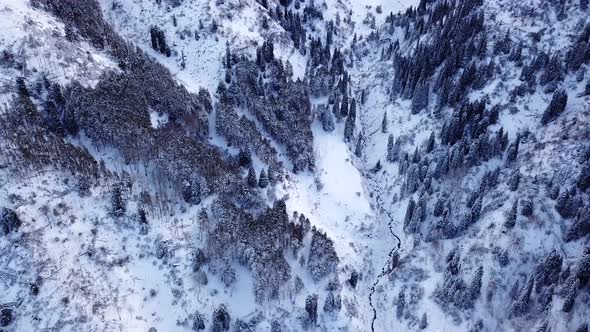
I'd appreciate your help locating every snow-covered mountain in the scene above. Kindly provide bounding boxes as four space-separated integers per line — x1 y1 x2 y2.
1 0 589 331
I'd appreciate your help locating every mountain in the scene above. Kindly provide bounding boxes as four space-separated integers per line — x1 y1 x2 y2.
1 0 589 331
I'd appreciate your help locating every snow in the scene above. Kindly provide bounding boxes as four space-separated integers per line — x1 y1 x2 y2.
0 0 118 106
5 0 589 330
149 109 169 129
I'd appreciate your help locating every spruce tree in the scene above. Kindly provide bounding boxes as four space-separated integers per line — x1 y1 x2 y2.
305 294 318 325
505 200 518 229
320 105 335 132
110 184 126 218
419 313 428 330
258 169 269 188
511 275 534 317
354 133 363 157
387 134 395 162
247 165 257 187
469 266 483 301
381 112 388 133
340 93 349 117
541 89 568 125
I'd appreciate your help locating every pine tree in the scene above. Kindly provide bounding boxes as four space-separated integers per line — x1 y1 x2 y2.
138 208 148 224
426 131 435 153
508 170 521 191
511 275 534 317
305 294 318 325
340 93 349 117
381 112 388 133
419 313 428 330
320 105 335 132
1 208 21 235
469 266 483 301
387 134 395 162
354 133 363 157
505 135 520 165
504 200 518 229
555 190 573 218
541 89 568 125
211 304 230 332
396 291 405 318
344 102 362 142
238 149 252 167
404 198 416 230
247 165 257 187
110 184 126 218
225 41 232 69
562 280 579 312
258 169 269 188
225 70 231 84
373 159 382 172
193 313 205 330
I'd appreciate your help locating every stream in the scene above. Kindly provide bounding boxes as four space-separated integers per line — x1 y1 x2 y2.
365 178 402 332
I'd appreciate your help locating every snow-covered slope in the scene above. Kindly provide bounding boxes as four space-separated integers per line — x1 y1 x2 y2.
1 0 590 331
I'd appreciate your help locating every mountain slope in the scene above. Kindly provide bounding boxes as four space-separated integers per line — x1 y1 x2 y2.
1 0 590 331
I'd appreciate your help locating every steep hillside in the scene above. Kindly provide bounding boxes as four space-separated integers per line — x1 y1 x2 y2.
1 0 589 331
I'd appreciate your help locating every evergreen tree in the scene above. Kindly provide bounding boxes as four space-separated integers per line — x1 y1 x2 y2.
562 280 579 312
504 200 518 229
387 134 395 162
247 165 257 187
555 190 574 218
511 275 534 317
340 93 349 117
469 266 483 301
508 170 521 191
211 304 230 332
225 41 232 69
412 81 429 114
419 313 428 330
110 184 126 218
541 89 568 125
323 292 341 313
1 208 21 235
404 198 416 230
138 208 148 225
505 135 520 165
426 131 435 153
258 169 269 188
381 112 388 133
354 133 363 157
344 113 355 142
319 105 335 132
396 291 405 318
193 312 205 330
225 69 231 84
182 179 202 205
238 149 252 167
305 294 318 325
